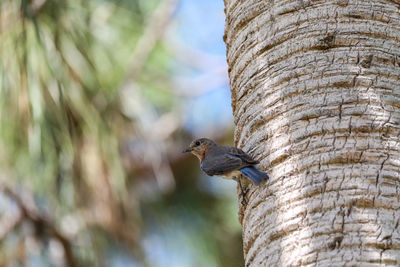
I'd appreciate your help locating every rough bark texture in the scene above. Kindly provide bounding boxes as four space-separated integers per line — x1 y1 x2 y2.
223 0 400 266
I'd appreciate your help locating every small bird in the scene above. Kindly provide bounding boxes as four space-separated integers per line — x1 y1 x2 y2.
183 138 269 185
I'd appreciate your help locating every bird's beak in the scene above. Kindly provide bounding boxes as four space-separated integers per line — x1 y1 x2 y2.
183 147 192 153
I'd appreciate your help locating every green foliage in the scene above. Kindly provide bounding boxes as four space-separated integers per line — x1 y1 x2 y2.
0 0 243 266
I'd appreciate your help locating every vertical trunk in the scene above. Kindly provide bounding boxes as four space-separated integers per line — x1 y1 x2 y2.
224 0 400 265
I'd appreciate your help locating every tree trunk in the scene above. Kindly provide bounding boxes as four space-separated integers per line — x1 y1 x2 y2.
223 0 400 265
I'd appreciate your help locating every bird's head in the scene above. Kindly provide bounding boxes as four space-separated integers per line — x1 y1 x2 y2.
183 138 216 160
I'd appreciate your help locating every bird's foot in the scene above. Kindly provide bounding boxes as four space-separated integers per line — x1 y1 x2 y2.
238 180 249 205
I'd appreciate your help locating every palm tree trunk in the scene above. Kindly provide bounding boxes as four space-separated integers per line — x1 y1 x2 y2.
224 0 400 265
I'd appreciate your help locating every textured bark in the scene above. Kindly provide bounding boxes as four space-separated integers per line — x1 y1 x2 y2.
223 0 400 266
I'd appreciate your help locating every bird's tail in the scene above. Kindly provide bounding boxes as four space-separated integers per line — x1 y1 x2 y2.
240 166 269 185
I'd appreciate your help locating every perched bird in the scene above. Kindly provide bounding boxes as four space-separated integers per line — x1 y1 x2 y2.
183 138 269 185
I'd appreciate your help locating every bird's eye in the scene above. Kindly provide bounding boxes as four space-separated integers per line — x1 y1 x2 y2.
195 141 201 146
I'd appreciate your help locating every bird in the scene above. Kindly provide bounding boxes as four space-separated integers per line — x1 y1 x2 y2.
183 138 269 185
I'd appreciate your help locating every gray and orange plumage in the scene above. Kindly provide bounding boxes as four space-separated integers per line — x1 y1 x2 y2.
183 138 269 185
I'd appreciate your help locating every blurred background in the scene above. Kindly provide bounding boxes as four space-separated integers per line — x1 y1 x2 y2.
0 0 243 266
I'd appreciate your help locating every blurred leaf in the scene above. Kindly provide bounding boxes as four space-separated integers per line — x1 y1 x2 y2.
0 0 242 266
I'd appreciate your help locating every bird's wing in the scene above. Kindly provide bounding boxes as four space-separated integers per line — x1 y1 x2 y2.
226 146 259 165
201 154 249 176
